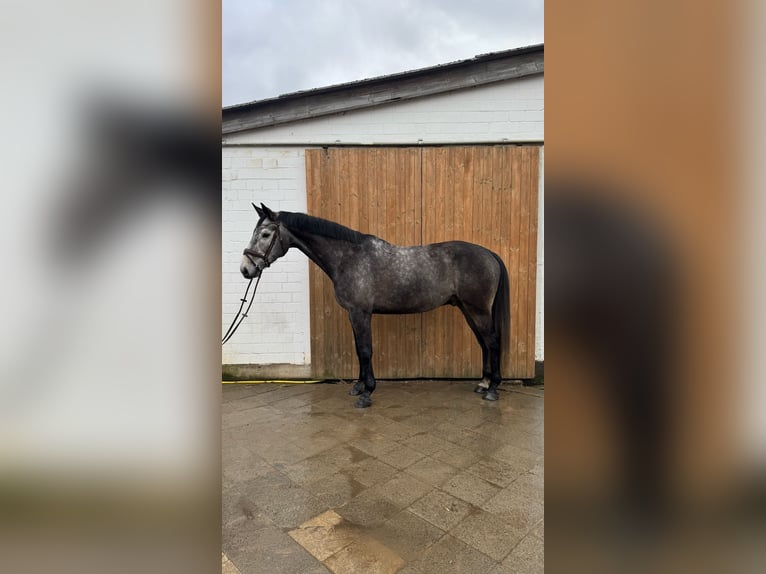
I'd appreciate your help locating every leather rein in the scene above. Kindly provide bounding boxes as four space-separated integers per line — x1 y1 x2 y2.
221 224 282 345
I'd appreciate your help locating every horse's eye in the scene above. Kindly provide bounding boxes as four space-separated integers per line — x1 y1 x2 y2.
262 232 271 238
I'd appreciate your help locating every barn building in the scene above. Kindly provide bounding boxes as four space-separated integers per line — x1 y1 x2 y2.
222 44 543 381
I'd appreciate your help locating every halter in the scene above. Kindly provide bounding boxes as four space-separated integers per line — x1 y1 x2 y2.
222 223 283 346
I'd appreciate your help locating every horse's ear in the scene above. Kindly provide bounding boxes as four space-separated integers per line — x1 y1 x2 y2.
252 202 265 219
261 203 278 221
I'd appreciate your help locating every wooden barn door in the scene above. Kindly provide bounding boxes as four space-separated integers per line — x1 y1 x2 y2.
306 146 539 380
420 146 540 378
306 148 422 379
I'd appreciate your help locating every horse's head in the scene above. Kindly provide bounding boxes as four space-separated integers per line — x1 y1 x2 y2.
240 203 289 279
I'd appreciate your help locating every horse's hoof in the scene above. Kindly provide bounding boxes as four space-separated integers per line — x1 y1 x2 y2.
483 390 499 401
354 396 372 408
349 384 363 396
474 385 487 394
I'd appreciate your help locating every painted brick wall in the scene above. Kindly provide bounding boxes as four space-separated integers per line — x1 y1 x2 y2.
223 75 543 146
222 75 544 368
221 147 311 366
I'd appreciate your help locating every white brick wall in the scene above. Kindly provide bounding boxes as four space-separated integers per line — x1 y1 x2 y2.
222 75 544 367
221 147 311 366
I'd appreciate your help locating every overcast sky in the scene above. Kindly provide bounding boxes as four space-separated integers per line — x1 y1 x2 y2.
223 0 543 107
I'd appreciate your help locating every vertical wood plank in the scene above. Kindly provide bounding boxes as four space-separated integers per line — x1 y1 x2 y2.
327 149 340 375
306 150 321 377
335 148 353 378
346 148 358 377
478 147 489 376
464 147 481 374
396 149 406 379
404 148 422 376
399 148 411 376
339 148 355 377
318 148 329 377
517 147 531 377
433 148 446 376
451 147 467 376
499 146 513 376
381 148 394 375
320 148 334 378
335 149 347 375
422 148 435 377
442 148 455 376
374 148 390 375
390 148 402 378
369 149 383 376
508 147 522 377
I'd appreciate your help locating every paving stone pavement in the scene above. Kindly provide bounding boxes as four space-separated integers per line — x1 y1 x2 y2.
222 380 543 573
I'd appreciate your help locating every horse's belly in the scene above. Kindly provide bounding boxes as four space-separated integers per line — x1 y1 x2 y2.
372 301 440 314
371 283 453 314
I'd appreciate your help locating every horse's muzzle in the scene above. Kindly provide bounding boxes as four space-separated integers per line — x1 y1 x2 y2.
240 263 261 280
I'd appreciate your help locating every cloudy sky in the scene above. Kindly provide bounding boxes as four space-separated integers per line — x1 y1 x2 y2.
223 0 543 107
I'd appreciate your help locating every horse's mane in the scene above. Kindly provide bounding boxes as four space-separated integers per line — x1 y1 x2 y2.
277 211 368 244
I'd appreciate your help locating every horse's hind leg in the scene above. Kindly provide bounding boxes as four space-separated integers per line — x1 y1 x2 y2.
459 304 501 401
472 340 493 394
348 310 376 408
458 305 491 392
476 346 492 394
457 304 490 393
483 338 502 401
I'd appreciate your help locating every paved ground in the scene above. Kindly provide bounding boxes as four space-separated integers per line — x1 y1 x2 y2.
222 380 543 574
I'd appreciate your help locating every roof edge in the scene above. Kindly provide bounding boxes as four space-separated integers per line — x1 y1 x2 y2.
223 44 543 135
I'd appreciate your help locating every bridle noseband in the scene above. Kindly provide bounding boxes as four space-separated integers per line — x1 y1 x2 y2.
243 223 282 271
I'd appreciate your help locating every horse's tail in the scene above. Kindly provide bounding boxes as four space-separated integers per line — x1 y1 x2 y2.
490 252 510 369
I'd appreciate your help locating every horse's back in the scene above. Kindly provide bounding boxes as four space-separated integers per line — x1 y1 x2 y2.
338 238 501 314
427 240 501 276
370 239 496 281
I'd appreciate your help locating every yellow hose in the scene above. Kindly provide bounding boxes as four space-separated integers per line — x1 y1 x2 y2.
222 379 323 384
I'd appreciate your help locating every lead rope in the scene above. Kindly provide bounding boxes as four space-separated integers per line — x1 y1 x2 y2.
221 274 261 345
222 224 281 346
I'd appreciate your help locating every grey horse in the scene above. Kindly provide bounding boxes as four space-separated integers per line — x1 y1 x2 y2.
241 203 510 408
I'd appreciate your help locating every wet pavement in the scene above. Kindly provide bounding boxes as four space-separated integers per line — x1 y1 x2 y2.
222 380 543 573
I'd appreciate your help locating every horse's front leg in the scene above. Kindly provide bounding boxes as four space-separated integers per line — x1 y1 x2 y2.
348 309 375 408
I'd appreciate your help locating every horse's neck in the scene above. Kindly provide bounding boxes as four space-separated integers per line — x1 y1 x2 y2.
288 231 350 280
